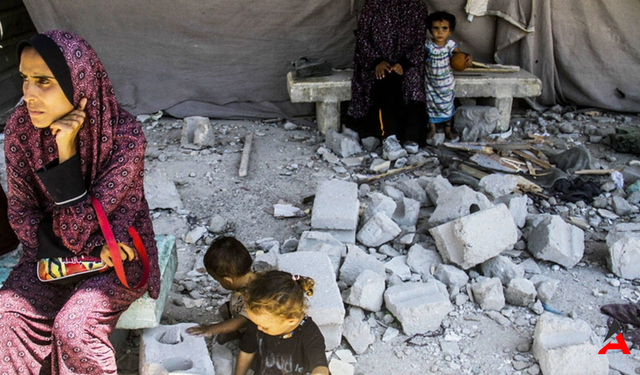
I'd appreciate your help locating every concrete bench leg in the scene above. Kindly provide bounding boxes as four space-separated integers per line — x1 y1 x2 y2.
485 97 513 132
316 100 341 135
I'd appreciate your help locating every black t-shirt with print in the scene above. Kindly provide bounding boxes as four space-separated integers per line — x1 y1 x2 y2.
240 316 327 374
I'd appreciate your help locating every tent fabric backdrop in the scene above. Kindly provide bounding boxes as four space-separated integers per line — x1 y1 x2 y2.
22 0 640 120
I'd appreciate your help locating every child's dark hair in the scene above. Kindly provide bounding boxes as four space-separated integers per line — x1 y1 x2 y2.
203 236 252 278
427 11 457 32
242 270 315 320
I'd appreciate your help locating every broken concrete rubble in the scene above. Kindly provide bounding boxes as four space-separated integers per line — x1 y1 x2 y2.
605 222 640 279
526 214 584 268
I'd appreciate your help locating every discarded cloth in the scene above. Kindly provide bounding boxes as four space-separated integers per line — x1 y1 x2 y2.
601 303 640 347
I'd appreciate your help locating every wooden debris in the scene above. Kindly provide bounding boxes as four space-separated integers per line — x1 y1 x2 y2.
574 169 618 175
357 161 429 184
238 133 253 177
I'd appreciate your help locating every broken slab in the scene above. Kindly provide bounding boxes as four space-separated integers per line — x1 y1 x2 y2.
605 222 640 280
144 168 184 211
297 231 345 277
326 129 363 158
339 245 386 286
532 313 609 375
384 280 453 335
140 323 215 375
504 278 537 307
526 214 584 268
363 192 397 223
425 175 453 204
345 269 386 312
312 179 359 243
396 179 428 205
356 212 402 247
406 244 443 281
391 197 420 228
342 307 376 354
428 185 492 227
430 204 518 270
479 174 518 199
480 255 525 286
181 116 215 148
494 194 528 228
471 277 505 311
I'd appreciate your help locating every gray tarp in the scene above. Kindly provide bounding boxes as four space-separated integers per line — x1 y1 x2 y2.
22 0 640 120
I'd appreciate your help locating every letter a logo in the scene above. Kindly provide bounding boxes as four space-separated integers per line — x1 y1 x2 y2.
599 333 631 355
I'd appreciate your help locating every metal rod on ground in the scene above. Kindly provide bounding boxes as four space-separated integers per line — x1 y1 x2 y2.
357 161 427 184
239 133 253 177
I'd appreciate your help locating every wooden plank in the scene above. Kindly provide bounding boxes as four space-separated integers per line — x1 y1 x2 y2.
512 150 553 169
238 133 253 177
574 169 617 175
357 161 429 184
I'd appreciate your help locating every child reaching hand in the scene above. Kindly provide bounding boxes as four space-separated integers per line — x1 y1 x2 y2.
235 271 328 375
186 236 255 344
425 11 473 140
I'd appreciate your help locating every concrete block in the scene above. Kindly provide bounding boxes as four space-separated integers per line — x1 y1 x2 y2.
329 358 355 375
532 313 608 375
323 229 357 244
384 280 453 335
356 212 402 247
391 198 420 228
527 214 584 268
210 343 234 375
428 185 492 227
185 226 208 244
339 245 386 286
318 323 343 351
532 277 560 305
406 244 443 281
117 235 178 329
384 256 412 281
326 129 363 158
504 278 537 307
425 175 453 204
606 223 640 280
297 231 346 276
382 185 405 202
277 252 345 327
396 179 428 204
480 255 525 286
361 137 381 152
494 194 528 228
312 179 359 231
434 264 469 294
342 308 376 354
471 277 505 311
345 269 386 312
430 204 518 270
181 116 215 148
140 323 215 374
363 192 397 223
453 106 500 142
479 174 518 199
370 159 390 174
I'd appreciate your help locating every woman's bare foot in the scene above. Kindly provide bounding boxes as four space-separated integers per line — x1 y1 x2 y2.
426 123 436 139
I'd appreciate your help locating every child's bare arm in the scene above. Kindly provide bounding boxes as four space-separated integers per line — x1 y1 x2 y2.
186 316 248 337
234 351 255 375
311 366 329 375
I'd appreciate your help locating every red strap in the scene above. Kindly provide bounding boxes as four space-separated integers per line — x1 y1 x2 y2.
91 196 149 289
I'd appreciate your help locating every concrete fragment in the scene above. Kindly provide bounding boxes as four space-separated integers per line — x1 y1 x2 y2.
339 245 386 286
144 168 184 211
361 136 380 152
345 269 386 312
329 358 355 375
428 185 492 227
605 222 640 279
185 226 208 244
396 179 428 204
430 204 518 269
391 198 420 227
480 255 525 286
434 264 469 295
312 179 359 231
532 313 609 375
384 256 412 281
384 280 453 335
363 192 397 223
406 244 443 281
504 278 537 306
181 116 215 147
140 323 215 375
471 277 505 311
425 175 453 204
326 129 363 158
342 308 376 354
479 174 518 199
207 214 227 233
382 185 405 202
297 231 346 276
370 159 390 173
453 106 500 142
356 212 402 247
612 196 638 216
494 194 529 228
527 214 584 268
211 342 234 375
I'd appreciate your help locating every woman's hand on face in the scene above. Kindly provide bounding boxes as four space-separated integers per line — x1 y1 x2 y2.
390 63 404 76
50 97 87 163
375 61 391 79
100 241 136 267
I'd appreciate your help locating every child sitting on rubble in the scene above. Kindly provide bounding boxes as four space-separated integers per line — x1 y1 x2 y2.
425 11 473 140
186 236 255 343
234 270 329 375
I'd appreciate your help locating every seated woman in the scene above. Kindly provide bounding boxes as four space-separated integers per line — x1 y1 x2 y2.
346 0 429 157
0 30 160 375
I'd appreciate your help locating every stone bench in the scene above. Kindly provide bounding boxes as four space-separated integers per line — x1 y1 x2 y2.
0 234 177 330
286 69 542 134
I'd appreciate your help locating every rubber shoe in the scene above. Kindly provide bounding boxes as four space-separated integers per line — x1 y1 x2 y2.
382 135 407 161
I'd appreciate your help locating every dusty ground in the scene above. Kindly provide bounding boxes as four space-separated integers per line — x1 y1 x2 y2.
3 107 640 375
